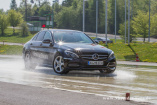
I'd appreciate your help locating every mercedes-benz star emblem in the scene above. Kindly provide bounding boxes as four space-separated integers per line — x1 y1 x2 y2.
92 54 99 60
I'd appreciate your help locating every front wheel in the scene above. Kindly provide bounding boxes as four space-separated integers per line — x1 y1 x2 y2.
99 69 115 74
53 55 69 74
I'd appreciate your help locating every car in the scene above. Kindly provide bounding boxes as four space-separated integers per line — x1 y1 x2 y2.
23 29 116 74
93 37 113 43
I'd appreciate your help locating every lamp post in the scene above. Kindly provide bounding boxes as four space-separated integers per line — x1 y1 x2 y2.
125 0 126 43
148 0 151 42
25 0 27 21
105 0 108 46
96 0 98 38
83 0 85 32
115 0 116 43
128 0 130 45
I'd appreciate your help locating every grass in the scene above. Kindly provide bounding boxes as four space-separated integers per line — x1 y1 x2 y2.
101 42 157 62
0 28 35 43
0 45 23 55
0 42 157 62
91 37 157 62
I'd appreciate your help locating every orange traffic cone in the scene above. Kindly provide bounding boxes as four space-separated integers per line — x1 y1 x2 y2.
126 93 130 101
136 53 140 62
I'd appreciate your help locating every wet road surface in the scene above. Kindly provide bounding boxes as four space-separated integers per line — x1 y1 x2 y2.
0 55 156 104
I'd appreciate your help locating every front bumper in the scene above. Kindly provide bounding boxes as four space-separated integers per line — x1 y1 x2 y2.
63 57 116 71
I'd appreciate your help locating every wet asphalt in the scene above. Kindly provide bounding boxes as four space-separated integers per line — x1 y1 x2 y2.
0 55 156 105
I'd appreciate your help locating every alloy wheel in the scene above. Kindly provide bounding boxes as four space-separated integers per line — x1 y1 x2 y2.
54 56 65 73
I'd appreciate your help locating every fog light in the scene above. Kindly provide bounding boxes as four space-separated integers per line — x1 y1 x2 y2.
108 62 116 67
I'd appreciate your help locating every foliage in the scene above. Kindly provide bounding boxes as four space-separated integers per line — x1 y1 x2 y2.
150 14 157 37
35 0 44 6
0 14 9 36
0 9 4 14
39 1 52 16
10 0 17 10
132 11 149 42
55 7 77 29
32 4 39 16
62 0 73 7
5 0 157 38
8 10 23 34
18 1 34 20
119 21 137 43
20 22 29 37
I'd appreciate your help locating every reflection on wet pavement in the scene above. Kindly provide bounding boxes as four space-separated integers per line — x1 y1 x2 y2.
0 56 156 104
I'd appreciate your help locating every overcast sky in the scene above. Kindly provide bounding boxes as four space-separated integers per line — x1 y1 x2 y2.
0 0 63 11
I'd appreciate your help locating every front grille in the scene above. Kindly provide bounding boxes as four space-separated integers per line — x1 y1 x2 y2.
80 54 108 60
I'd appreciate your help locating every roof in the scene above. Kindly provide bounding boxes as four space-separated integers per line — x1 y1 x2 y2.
43 29 82 32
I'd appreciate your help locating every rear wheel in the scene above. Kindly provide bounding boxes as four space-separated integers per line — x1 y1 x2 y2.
53 54 69 74
24 53 36 70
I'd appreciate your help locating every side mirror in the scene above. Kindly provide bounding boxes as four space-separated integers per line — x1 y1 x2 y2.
95 40 99 44
42 39 54 46
43 39 51 43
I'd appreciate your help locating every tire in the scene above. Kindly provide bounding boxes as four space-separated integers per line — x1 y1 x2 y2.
24 52 36 70
106 70 115 74
53 54 69 74
99 69 115 74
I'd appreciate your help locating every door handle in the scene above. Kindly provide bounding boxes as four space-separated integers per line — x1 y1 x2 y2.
40 43 42 46
30 43 33 45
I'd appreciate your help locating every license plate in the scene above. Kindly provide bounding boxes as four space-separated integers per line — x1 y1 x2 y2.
88 61 104 65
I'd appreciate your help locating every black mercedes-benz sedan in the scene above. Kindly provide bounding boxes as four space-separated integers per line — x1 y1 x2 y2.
23 29 116 74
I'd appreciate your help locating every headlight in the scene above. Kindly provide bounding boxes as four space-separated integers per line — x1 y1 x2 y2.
65 51 79 59
109 51 115 58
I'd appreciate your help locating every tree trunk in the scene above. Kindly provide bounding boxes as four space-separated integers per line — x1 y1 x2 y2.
1 29 4 36
143 30 146 42
13 27 15 35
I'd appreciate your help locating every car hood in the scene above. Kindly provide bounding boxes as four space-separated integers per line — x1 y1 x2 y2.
59 43 112 54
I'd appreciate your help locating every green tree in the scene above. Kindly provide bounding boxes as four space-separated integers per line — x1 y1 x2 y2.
55 7 77 29
119 21 137 43
62 0 73 7
0 9 4 14
20 22 29 36
8 10 23 35
132 11 149 42
81 0 105 33
0 14 9 36
32 3 39 16
36 0 43 6
18 1 34 19
39 2 52 16
10 0 17 10
149 14 157 37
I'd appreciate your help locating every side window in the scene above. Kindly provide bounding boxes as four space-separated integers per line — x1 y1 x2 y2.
43 31 52 40
36 31 46 41
32 33 38 41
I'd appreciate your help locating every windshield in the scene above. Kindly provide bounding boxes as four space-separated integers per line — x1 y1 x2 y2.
53 31 94 44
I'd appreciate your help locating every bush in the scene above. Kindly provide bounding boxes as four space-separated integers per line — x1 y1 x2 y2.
20 22 29 37
0 13 9 36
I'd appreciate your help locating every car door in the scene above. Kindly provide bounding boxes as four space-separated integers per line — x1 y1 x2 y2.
30 31 46 63
40 31 55 65
29 32 39 59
